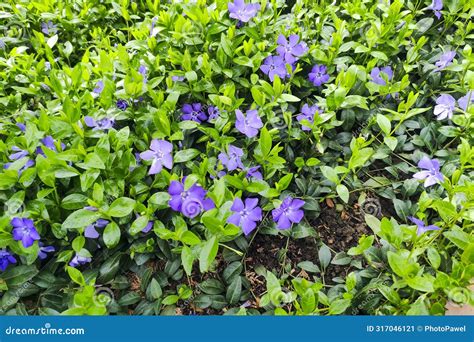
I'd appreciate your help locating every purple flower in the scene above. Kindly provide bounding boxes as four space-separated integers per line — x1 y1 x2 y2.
139 140 173 175
168 180 215 218
413 156 444 187
276 34 308 64
207 106 220 121
272 196 305 230
260 55 288 82
435 51 455 71
227 198 262 235
93 80 104 94
370 66 393 86
9 146 29 161
69 254 91 267
408 217 440 236
0 249 16 272
139 65 148 83
181 103 208 123
308 64 330 87
458 92 473 111
428 0 443 19
235 109 263 138
36 136 65 156
4 159 35 176
16 123 26 131
172 75 185 82
0 39 5 50
296 104 321 131
84 219 109 239
11 218 40 248
218 145 244 171
433 94 456 120
245 166 263 180
142 220 154 233
38 243 55 260
45 62 51 71
228 0 260 23
84 116 114 130
41 21 57 36
150 17 158 37
116 99 129 110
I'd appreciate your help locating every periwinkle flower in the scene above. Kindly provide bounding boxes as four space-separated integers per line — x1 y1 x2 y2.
16 123 26 132
276 34 308 64
272 196 305 230
0 249 16 272
245 166 263 180
428 0 443 19
139 139 173 175
38 243 55 260
69 254 91 267
0 39 5 50
228 0 260 23
408 217 440 236
218 145 244 171
11 218 40 248
413 156 444 187
296 104 321 131
172 75 185 82
84 116 114 131
227 198 262 235
4 159 35 176
9 146 29 161
84 219 109 239
93 80 104 94
142 220 154 233
235 109 263 138
36 136 65 156
168 180 215 218
41 21 57 36
433 94 456 120
207 106 220 121
139 65 148 83
260 55 288 82
181 103 207 123
150 17 158 37
309 64 330 87
116 99 128 110
435 51 455 71
458 92 473 111
45 62 51 71
370 66 393 86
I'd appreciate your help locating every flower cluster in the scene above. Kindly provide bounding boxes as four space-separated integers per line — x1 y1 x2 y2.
168 180 215 219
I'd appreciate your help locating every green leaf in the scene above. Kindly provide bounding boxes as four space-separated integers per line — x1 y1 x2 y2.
318 244 331 270
226 276 242 305
199 236 218 273
62 209 101 229
181 245 194 276
107 197 135 217
103 221 120 248
66 266 85 286
280 93 300 102
129 215 149 235
336 184 349 203
174 149 200 163
259 126 272 157
162 295 179 305
328 298 350 314
297 261 320 273
148 278 162 300
384 136 398 151
406 276 434 293
301 289 316 314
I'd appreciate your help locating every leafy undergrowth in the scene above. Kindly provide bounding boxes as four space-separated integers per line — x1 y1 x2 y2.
0 0 473 316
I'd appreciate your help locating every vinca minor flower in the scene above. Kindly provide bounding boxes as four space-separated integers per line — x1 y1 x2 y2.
433 94 455 120
235 109 263 138
218 145 244 171
139 140 173 175
413 156 444 187
297 104 321 131
428 0 443 19
276 34 308 64
409 217 440 236
69 254 91 267
0 249 16 271
11 217 40 248
308 64 329 86
260 55 288 81
168 180 215 218
228 0 260 23
272 196 305 230
181 103 207 123
435 51 455 71
85 219 109 239
370 66 393 86
227 198 262 236
84 116 114 130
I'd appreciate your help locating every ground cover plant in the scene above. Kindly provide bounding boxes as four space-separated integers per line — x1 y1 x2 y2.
0 0 473 316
